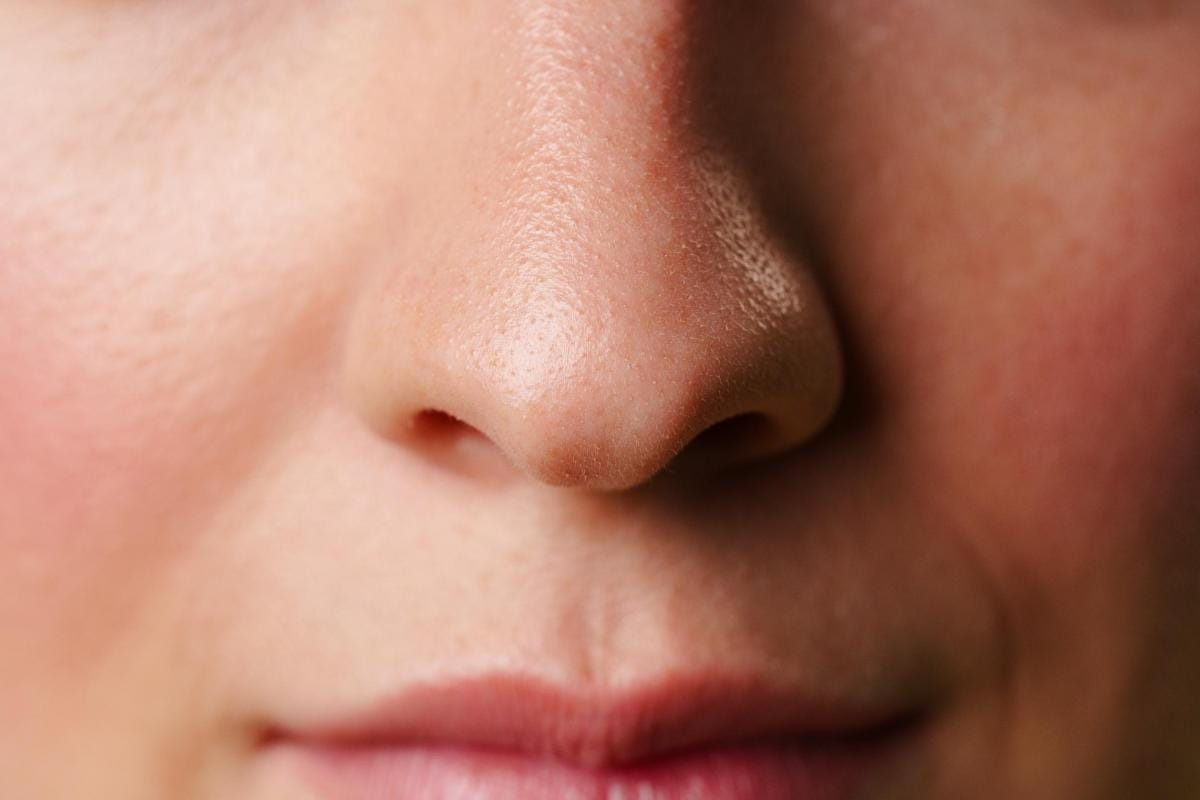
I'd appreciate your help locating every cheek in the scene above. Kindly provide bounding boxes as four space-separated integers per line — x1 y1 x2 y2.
950 252 1200 577
0 10 369 658
0 245 254 667
936 231 1200 775
819 16 1200 591
0 205 344 673
823 47 1200 768
942 125 1200 582
790 15 1200 719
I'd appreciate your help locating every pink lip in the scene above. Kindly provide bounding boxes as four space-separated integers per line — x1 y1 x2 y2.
265 674 928 800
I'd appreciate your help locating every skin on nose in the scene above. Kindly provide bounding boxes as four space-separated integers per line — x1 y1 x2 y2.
344 1 844 491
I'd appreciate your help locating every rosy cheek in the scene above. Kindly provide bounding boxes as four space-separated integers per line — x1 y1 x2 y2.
0 287 200 668
0 239 305 668
915 128 1200 607
974 269 1200 545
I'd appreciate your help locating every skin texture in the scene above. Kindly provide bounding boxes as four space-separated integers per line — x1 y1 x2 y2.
1 1 1199 797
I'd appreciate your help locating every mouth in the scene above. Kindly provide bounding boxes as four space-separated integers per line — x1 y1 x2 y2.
263 673 932 800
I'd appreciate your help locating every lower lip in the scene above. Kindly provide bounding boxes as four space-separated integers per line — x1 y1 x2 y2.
285 737 908 800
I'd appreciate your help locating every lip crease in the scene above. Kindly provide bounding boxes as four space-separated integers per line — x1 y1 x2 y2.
265 674 929 800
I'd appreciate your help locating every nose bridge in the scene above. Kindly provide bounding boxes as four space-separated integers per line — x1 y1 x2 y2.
507 0 690 163
494 0 694 279
481 2 655 407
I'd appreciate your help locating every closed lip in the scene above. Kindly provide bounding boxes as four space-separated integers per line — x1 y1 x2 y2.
264 672 931 799
268 673 925 767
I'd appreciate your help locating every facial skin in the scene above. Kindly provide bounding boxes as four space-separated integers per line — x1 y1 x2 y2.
2 1 1199 797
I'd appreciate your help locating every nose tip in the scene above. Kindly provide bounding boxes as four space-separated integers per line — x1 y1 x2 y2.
508 382 842 493
351 201 844 492
461 315 842 492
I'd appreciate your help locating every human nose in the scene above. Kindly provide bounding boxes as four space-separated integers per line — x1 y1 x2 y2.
343 3 844 492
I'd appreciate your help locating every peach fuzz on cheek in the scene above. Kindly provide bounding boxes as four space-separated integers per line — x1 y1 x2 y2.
0 237 301 671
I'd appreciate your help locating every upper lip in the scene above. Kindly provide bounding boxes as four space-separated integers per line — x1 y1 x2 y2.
268 672 928 769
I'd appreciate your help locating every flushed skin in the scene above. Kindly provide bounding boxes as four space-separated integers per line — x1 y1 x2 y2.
2 2 1200 798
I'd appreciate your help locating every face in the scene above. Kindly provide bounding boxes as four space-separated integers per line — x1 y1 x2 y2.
2 2 1199 798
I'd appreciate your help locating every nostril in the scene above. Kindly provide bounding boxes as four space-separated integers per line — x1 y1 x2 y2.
408 410 514 483
412 409 480 439
673 412 778 474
